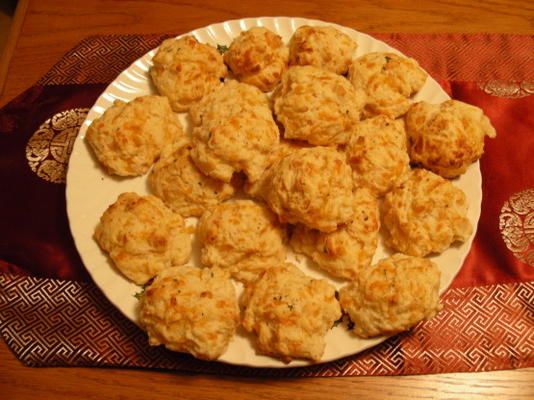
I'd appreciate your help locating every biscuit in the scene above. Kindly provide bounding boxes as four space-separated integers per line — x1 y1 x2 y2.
258 146 355 232
224 27 289 92
94 192 191 285
348 52 427 119
339 253 442 338
290 187 379 280
149 141 236 217
345 115 410 196
139 266 239 360
406 100 497 178
189 80 280 183
86 95 183 176
241 263 341 362
197 200 287 283
242 139 313 199
150 36 228 112
288 25 357 75
382 168 473 257
273 66 365 145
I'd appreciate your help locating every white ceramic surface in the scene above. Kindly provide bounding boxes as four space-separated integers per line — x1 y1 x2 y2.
66 17 482 368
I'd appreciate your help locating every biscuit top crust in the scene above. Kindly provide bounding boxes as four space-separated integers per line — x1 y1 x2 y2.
241 263 341 362
345 115 410 197
139 266 239 360
189 80 280 183
197 199 287 283
224 26 289 92
258 146 355 232
339 253 442 338
273 65 365 145
150 36 228 112
290 187 380 280
149 141 236 217
348 52 428 119
382 168 473 257
86 95 183 176
94 192 191 285
288 25 357 75
406 100 497 178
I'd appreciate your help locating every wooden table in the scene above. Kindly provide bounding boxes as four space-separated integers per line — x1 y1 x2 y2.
1 1 533 399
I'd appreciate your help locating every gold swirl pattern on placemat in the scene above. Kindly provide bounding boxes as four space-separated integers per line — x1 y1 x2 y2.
478 81 534 98
499 189 534 266
1 273 532 376
26 108 89 184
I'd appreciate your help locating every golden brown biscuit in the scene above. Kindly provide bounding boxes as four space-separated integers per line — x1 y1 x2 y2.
258 146 355 232
290 187 379 280
189 80 280 183
224 27 289 92
406 100 497 178
242 138 312 199
339 253 442 338
241 263 341 362
150 36 228 112
86 95 182 176
345 115 410 196
288 25 357 75
197 200 287 283
273 66 365 145
139 266 239 360
94 192 191 285
382 168 473 257
149 141 236 217
348 52 427 119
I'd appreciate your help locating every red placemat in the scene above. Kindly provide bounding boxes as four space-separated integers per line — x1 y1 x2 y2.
0 32 533 376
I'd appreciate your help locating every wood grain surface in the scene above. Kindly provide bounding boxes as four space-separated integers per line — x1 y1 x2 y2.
2 341 534 399
1 0 533 106
0 1 533 399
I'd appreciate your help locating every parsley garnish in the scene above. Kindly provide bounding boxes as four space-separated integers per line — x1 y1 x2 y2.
133 278 154 300
217 44 229 54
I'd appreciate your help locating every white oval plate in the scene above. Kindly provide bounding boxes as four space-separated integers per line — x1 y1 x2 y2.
66 16 481 368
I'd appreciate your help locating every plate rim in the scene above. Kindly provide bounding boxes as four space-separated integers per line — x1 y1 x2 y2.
66 16 482 368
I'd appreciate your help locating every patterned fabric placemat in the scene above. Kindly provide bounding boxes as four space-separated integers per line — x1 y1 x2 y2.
1 32 533 376
1 273 532 376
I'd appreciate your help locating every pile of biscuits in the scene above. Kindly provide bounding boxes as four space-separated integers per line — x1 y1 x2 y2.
87 24 496 363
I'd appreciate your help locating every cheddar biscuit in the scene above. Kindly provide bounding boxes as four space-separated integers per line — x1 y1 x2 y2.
406 100 497 178
339 253 442 338
241 263 341 362
197 200 287 283
382 168 473 257
149 142 236 217
224 26 289 92
258 146 355 232
290 187 379 280
189 80 280 183
273 66 365 145
94 192 191 285
150 36 228 112
288 25 357 75
345 115 410 196
86 95 182 176
139 266 239 360
348 52 427 119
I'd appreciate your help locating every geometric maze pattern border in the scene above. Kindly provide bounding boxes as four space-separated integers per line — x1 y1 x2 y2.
36 33 534 87
1 273 532 377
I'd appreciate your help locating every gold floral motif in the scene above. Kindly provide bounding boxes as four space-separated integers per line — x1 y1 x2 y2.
499 189 534 266
478 81 534 98
26 108 89 184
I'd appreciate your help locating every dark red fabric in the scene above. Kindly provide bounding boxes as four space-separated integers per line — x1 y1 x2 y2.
0 84 106 282
450 82 534 288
